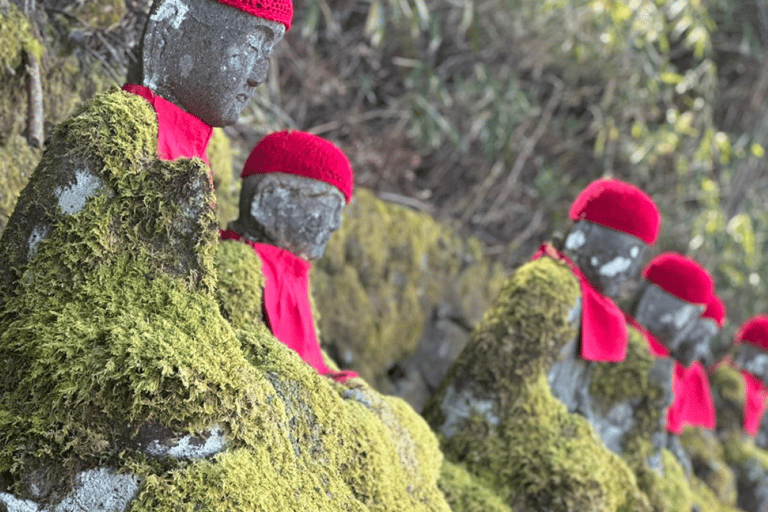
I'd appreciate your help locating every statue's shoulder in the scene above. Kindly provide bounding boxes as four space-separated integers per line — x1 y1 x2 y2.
504 255 580 303
45 87 158 163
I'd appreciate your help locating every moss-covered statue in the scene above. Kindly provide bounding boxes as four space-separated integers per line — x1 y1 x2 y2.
220 130 357 381
716 316 768 512
422 178 659 512
0 0 292 305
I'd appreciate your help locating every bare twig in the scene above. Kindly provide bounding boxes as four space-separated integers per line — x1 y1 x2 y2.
25 50 43 148
480 78 564 219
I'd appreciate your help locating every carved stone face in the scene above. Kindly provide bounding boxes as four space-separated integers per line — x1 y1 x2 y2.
671 317 718 367
235 173 345 261
733 343 768 386
632 282 707 360
561 220 646 299
143 0 285 126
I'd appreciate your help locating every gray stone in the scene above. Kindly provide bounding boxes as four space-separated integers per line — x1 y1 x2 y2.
140 0 285 127
733 344 768 386
229 173 345 261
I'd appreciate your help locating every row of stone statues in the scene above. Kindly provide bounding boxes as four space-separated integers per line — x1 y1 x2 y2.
0 0 767 510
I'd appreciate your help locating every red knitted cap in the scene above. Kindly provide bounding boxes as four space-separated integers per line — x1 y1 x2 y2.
642 252 714 305
702 295 726 328
570 178 660 244
242 131 354 202
212 0 293 30
735 315 768 351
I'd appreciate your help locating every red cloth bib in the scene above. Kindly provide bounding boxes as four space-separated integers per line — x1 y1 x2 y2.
531 243 628 362
741 369 768 436
220 230 356 382
666 361 716 433
122 84 212 164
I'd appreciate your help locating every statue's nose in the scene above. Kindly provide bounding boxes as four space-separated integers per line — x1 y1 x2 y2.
247 59 269 87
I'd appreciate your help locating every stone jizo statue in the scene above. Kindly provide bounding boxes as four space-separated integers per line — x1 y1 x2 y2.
0 0 293 509
221 130 357 381
732 315 768 436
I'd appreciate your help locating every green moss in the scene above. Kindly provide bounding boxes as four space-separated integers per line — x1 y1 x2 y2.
438 460 512 512
207 127 240 228
0 90 451 509
0 134 40 233
630 449 695 512
423 257 650 512
709 364 745 433
214 240 263 332
679 429 737 507
0 4 43 71
312 188 504 387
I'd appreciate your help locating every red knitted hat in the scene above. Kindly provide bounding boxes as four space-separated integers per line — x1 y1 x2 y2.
735 315 768 351
642 252 714 305
242 130 354 202
212 0 293 30
702 295 726 328
569 178 660 244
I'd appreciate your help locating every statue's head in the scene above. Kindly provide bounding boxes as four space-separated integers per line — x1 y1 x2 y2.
631 252 714 362
230 130 354 261
139 0 293 126
562 178 660 299
672 294 725 366
733 315 768 387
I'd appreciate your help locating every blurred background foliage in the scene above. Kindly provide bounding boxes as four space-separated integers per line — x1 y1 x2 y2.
2 0 768 356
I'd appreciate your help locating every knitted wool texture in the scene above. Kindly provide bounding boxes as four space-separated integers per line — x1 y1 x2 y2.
242 131 354 202
736 315 768 352
703 294 726 328
569 178 660 244
212 0 293 30
641 252 713 305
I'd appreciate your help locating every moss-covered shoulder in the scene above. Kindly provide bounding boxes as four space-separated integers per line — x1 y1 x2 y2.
438 460 512 512
423 256 650 512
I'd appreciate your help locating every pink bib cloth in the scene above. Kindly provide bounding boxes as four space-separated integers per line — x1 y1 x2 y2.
741 369 768 436
665 361 716 433
122 84 213 164
531 243 628 362
220 229 357 382
624 315 717 433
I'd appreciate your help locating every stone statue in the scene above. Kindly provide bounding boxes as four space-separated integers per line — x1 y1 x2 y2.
0 0 293 509
0 0 291 305
220 130 358 380
422 179 660 511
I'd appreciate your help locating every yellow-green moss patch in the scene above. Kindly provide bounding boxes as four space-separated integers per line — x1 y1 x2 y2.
438 460 512 512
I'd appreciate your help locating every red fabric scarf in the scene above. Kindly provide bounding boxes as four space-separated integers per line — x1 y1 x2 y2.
122 84 212 163
624 315 717 432
531 243 628 362
741 369 768 436
666 362 716 433
220 230 356 382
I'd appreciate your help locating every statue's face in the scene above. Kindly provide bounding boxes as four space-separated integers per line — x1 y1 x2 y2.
632 282 707 359
670 317 718 366
561 220 646 299
246 173 346 261
733 343 768 386
146 0 285 126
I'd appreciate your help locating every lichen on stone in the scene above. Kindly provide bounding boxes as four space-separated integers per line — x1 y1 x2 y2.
423 256 650 512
